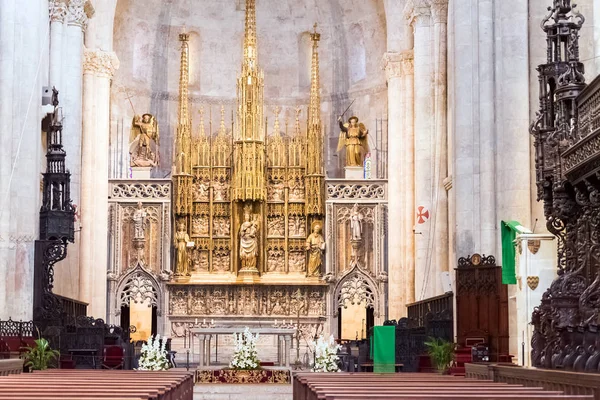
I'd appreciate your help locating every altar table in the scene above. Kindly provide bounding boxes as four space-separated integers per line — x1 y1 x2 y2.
190 327 296 367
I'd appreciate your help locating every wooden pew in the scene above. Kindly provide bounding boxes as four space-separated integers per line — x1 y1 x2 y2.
293 372 594 400
0 370 194 400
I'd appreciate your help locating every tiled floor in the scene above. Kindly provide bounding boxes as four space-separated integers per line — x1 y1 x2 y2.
194 383 292 400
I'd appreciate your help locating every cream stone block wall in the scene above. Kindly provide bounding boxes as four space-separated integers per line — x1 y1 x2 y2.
0 0 48 320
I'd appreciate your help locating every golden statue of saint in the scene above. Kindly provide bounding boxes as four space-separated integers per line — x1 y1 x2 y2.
130 113 160 167
306 222 325 277
174 220 191 276
337 116 369 167
239 205 260 271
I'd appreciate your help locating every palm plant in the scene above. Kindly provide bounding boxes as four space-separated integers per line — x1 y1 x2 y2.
23 338 60 371
424 337 455 374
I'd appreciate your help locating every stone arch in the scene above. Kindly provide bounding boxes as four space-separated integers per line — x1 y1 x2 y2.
115 265 163 316
334 268 379 315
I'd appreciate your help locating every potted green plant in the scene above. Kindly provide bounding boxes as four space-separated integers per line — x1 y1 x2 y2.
424 337 455 374
23 338 60 371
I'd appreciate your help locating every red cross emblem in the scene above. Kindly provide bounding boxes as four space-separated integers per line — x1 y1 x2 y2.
417 206 429 224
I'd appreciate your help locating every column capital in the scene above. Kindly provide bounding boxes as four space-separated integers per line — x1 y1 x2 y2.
49 0 68 23
404 0 431 28
429 0 449 24
83 48 120 78
382 50 414 80
66 0 95 30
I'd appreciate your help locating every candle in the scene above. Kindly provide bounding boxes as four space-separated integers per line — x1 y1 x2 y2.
195 318 198 325
211 319 214 325
203 318 206 324
275 319 278 325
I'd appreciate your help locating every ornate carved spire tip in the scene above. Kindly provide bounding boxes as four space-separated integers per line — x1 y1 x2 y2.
311 23 321 42
179 32 189 42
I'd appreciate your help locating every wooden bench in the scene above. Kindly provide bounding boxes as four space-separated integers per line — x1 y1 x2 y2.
0 369 194 400
358 362 404 372
293 372 594 400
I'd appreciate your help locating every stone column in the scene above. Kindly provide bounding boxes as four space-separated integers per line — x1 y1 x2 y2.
48 0 67 89
430 0 449 295
405 0 434 301
384 50 414 318
80 48 119 318
51 0 93 301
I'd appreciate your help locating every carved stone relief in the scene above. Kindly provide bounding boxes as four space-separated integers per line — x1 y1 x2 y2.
288 179 305 201
212 217 230 237
191 249 209 272
288 215 306 237
168 285 326 317
119 270 158 307
192 180 209 202
267 216 285 237
289 251 306 272
338 274 375 309
191 215 209 236
267 180 285 202
213 179 230 202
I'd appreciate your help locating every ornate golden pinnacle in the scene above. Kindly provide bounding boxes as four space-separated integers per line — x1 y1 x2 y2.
311 23 321 42
179 32 189 42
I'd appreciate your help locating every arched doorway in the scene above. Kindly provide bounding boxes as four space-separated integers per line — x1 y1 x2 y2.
117 267 161 342
335 272 378 340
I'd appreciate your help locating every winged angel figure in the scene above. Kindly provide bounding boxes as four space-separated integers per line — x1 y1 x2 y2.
130 113 159 167
337 115 369 167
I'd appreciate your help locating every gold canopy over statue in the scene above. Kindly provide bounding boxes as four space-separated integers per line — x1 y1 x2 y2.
130 113 160 167
337 115 369 167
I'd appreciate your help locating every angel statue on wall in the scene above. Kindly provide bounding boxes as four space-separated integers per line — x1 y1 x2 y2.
130 113 159 168
337 115 369 167
239 203 260 271
305 221 325 278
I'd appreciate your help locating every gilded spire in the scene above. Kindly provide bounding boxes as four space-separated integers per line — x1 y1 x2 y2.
175 32 192 175
305 23 324 216
233 0 266 201
178 33 191 127
308 23 321 126
243 0 258 71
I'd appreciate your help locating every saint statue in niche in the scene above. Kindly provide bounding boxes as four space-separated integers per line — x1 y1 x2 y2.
130 113 159 167
174 220 191 276
305 222 325 277
132 202 147 240
350 203 363 241
337 115 369 167
239 204 260 271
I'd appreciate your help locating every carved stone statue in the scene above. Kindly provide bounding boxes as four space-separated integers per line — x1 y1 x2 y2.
337 116 369 167
306 222 325 277
174 220 191 276
130 113 159 167
132 202 147 240
239 204 260 271
350 203 363 241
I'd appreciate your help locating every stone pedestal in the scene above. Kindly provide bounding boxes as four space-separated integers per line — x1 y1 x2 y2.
131 167 152 180
512 233 556 367
344 166 363 180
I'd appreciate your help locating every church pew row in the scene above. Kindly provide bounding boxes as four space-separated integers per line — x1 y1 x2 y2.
292 372 594 400
0 370 194 400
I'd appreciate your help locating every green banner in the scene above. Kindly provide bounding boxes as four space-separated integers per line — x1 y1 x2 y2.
372 326 395 373
501 220 522 284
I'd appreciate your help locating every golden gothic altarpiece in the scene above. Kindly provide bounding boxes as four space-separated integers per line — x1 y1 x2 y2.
106 0 388 354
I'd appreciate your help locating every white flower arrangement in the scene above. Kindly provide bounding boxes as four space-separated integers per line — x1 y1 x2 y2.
311 334 341 372
229 327 260 370
137 334 170 371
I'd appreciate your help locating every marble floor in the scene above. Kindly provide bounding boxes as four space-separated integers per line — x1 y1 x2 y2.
194 383 292 400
